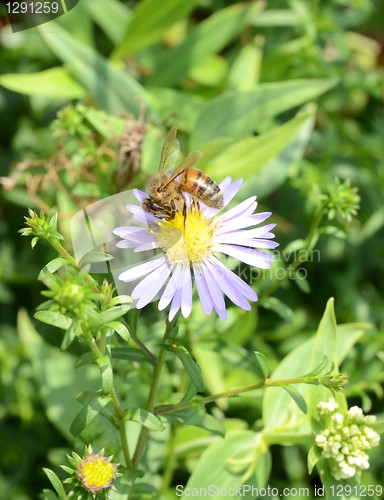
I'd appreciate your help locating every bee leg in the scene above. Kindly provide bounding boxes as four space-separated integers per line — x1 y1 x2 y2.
170 199 177 219
182 199 188 234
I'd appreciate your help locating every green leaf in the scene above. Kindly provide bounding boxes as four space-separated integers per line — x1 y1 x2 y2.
164 340 205 393
307 446 322 474
70 392 112 437
262 307 367 439
292 269 311 293
96 356 114 395
123 408 164 431
146 88 205 132
159 403 224 436
38 257 68 280
281 385 307 414
37 22 152 116
189 55 228 87
194 346 226 409
42 469 67 500
238 106 316 198
41 489 60 500
80 106 126 138
261 297 295 322
75 352 94 368
0 68 86 99
84 0 131 45
228 44 261 91
109 295 134 308
86 305 133 329
34 311 72 330
253 351 270 379
186 431 270 495
254 9 305 27
206 109 315 180
147 3 259 87
305 356 329 378
317 458 359 500
78 250 113 267
60 320 81 350
107 321 130 342
110 347 152 364
113 0 199 58
191 78 338 148
18 311 110 447
307 298 341 419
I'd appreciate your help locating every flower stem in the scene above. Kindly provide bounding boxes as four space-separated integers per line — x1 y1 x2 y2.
159 425 176 495
110 388 133 469
51 239 99 288
51 240 79 269
154 374 327 416
82 326 133 468
132 317 177 467
130 329 157 364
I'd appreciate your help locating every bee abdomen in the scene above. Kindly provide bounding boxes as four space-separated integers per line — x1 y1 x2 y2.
180 170 223 209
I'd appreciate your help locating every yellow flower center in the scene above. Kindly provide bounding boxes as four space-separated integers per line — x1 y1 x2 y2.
77 454 117 493
154 205 215 264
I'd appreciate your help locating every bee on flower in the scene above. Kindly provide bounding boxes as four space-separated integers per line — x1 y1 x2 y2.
113 128 278 320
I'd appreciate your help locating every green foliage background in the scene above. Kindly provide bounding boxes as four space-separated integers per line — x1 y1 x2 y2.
0 0 383 498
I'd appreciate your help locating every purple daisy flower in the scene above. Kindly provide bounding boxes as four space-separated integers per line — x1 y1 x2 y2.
113 178 278 321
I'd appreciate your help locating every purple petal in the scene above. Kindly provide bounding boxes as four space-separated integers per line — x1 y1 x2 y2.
116 240 141 249
217 224 276 242
132 262 172 308
209 255 257 301
180 266 193 318
215 244 273 268
199 263 227 320
216 212 272 234
114 227 155 248
162 265 192 319
220 238 278 250
237 223 276 239
134 241 159 252
169 291 181 320
133 189 148 202
217 197 257 224
220 177 243 207
204 260 251 310
113 226 147 238
118 256 166 282
193 266 214 314
126 204 157 226
158 265 182 311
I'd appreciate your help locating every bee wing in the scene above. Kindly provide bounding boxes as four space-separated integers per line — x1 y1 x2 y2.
159 126 180 172
160 151 203 188
174 151 203 174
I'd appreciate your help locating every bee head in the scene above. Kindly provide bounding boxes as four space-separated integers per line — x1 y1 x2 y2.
143 198 169 216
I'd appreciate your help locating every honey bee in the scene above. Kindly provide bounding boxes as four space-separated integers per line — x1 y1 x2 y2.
142 126 223 219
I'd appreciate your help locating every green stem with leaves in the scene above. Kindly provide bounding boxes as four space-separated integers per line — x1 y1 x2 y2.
82 326 133 469
132 317 177 467
154 371 346 416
